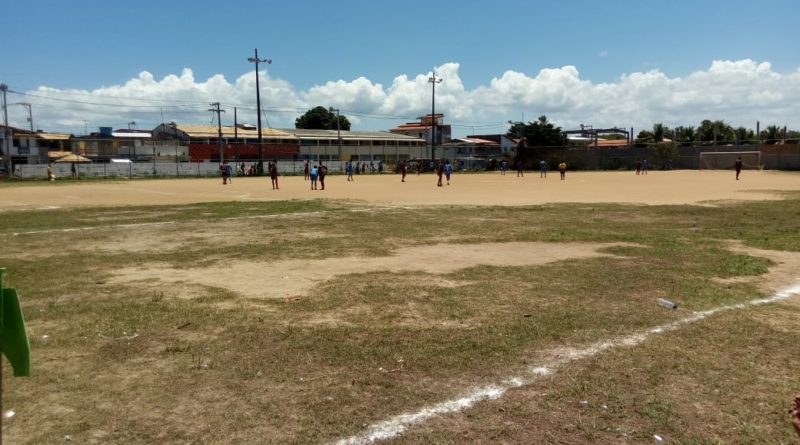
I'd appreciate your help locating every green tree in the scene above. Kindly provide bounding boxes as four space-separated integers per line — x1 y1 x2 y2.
652 123 670 142
697 119 734 144
510 115 567 165
295 106 351 131
674 126 696 146
760 125 783 144
635 130 655 144
734 127 755 145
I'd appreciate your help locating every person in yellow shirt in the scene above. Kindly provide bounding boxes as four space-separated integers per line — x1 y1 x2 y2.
558 161 567 180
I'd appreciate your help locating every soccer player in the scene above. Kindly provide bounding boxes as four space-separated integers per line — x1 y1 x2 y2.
539 160 548 178
792 395 800 437
558 161 567 180
303 159 310 181
516 160 524 177
635 159 642 175
346 161 354 181
401 160 408 182
436 160 444 187
310 164 318 190
642 158 649 175
734 157 743 180
445 159 452 185
319 163 328 190
269 160 279 189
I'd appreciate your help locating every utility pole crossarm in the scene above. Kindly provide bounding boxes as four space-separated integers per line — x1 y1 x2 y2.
208 102 225 164
248 48 272 173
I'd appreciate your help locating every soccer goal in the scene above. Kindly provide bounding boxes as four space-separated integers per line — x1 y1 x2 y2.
699 151 762 170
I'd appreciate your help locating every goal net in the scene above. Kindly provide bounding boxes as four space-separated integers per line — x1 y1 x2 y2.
699 151 761 170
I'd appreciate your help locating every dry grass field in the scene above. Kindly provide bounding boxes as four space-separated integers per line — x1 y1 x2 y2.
1 169 799 444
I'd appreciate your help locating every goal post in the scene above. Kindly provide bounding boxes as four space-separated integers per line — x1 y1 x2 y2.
699 151 761 170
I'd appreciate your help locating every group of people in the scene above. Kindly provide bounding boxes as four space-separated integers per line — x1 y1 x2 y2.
305 161 328 190
219 155 749 190
499 160 567 180
634 159 649 175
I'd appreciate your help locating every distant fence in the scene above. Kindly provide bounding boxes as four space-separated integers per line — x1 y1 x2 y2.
524 144 800 171
11 144 800 179
14 160 381 179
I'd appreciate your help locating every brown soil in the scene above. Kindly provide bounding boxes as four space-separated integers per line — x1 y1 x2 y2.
1 170 798 210
110 241 633 300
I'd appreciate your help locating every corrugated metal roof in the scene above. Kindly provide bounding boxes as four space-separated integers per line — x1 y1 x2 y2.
37 133 71 140
174 124 296 140
282 128 424 142
111 131 152 138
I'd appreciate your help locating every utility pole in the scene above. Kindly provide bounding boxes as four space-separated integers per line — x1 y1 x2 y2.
0 83 11 174
234 107 239 164
428 71 442 163
248 48 271 175
208 102 225 165
329 107 342 161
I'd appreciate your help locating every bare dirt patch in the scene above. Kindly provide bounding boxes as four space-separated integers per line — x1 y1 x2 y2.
110 241 633 300
717 241 800 298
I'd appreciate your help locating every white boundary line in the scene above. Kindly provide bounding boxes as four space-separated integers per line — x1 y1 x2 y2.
8 206 415 236
332 283 800 445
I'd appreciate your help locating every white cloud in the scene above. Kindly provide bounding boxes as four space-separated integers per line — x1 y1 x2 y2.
5 59 799 136
598 49 609 58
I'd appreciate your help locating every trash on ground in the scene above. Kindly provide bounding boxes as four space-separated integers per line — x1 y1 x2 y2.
657 298 678 309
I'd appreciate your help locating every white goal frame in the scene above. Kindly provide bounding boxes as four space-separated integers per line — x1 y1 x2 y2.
699 151 762 170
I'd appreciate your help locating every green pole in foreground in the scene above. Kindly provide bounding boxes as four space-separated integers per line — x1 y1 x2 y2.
0 268 32 444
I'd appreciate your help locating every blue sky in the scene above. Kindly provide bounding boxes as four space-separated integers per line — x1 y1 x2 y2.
1 0 799 136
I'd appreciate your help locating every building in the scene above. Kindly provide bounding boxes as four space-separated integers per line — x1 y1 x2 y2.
70 127 162 162
441 137 502 159
153 123 427 163
152 123 297 162
390 114 452 147
0 125 70 165
282 128 427 162
563 125 632 147
465 133 519 157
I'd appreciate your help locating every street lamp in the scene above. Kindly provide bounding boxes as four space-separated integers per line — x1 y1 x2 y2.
13 103 33 132
14 102 44 163
328 107 342 161
428 71 442 163
248 48 271 174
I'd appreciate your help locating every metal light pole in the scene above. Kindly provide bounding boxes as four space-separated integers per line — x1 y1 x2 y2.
428 71 442 163
13 103 33 132
248 48 271 174
329 107 342 161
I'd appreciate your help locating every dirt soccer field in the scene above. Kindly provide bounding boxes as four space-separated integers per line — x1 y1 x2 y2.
1 169 800 444
1 169 800 210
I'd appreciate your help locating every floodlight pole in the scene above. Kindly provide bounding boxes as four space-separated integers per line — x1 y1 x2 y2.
248 48 271 175
428 71 442 163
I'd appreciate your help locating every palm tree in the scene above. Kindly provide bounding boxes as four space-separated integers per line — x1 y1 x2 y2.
761 125 782 144
652 123 667 143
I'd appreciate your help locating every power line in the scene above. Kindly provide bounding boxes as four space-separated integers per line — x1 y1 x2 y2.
8 90 208 109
